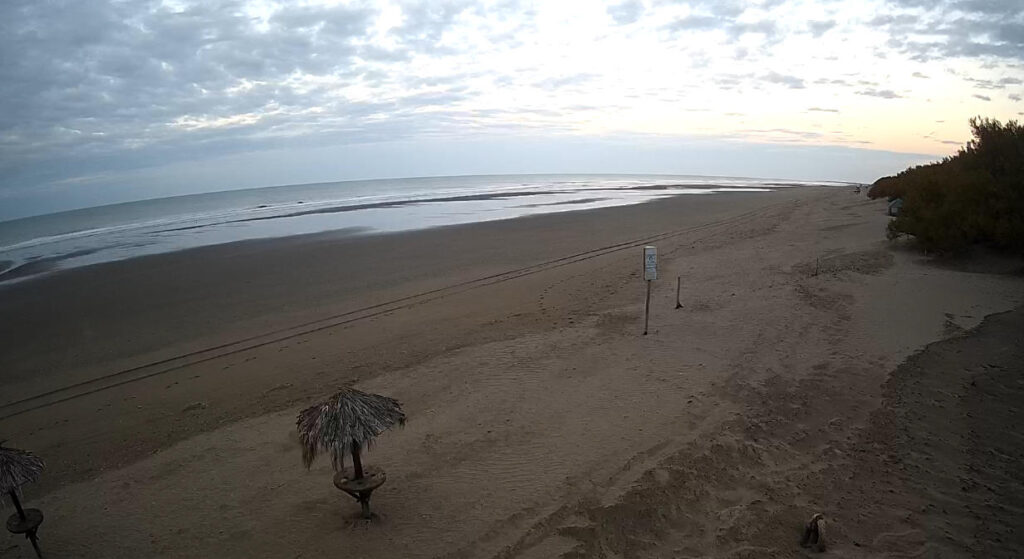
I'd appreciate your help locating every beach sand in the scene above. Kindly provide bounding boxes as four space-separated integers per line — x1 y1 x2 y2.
2 187 1023 557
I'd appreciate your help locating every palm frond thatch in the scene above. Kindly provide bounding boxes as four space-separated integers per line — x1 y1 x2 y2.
296 387 405 471
0 442 45 503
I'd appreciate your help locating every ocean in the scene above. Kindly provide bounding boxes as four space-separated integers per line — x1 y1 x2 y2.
0 174 851 283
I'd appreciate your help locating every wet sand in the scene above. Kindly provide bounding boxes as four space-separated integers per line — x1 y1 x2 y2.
2 187 1023 558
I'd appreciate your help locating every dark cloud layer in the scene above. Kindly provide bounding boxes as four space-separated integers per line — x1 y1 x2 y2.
0 0 491 188
877 0 1024 62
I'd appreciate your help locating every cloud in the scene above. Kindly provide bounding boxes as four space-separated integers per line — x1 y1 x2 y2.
761 72 805 89
867 13 919 26
728 19 777 39
1 1 377 150
662 11 777 42
808 19 836 37
808 107 839 113
814 77 851 86
966 77 1009 89
876 1 1024 63
973 94 992 101
607 0 644 24
394 1 474 53
950 0 1021 15
734 128 824 141
857 88 903 99
0 0 518 188
533 73 599 90
663 14 720 32
0 0 1021 215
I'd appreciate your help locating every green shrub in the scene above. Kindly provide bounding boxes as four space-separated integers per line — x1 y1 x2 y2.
870 117 1024 254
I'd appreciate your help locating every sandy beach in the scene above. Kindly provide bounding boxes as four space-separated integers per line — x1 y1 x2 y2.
2 186 1023 558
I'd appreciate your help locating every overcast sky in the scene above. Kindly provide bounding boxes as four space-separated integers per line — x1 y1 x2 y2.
1 0 1022 219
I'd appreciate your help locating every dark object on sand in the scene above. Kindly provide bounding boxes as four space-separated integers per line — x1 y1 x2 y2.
800 512 826 552
1 442 45 558
887 197 903 217
297 387 406 519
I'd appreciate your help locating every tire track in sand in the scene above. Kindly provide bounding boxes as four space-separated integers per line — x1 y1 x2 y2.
0 201 794 420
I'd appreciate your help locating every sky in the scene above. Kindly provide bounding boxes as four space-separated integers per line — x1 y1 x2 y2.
1 0 1022 220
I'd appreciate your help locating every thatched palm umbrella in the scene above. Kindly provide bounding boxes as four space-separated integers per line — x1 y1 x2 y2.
297 387 405 518
1 442 45 558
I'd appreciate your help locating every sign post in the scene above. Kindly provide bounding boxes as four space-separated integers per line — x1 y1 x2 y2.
643 246 656 335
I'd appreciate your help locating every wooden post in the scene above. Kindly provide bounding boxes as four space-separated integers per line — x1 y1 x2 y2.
675 276 682 309
350 440 364 480
643 280 651 335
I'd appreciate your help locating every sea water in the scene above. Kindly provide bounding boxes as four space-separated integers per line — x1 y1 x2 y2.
0 174 849 282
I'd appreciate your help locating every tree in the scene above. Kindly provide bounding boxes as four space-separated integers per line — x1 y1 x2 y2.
870 117 1024 254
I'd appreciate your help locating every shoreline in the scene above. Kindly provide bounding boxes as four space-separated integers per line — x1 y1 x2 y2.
2 186 1022 557
0 172 858 225
0 181 818 285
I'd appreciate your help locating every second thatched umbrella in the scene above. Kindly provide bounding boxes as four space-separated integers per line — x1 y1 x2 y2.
1 442 45 558
297 387 405 518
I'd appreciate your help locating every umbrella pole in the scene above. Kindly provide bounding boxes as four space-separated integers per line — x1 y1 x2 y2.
350 440 372 519
8 491 42 558
350 440 364 480
8 490 26 521
28 531 42 558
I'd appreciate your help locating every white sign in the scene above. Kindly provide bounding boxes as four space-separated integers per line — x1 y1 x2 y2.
643 245 657 280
